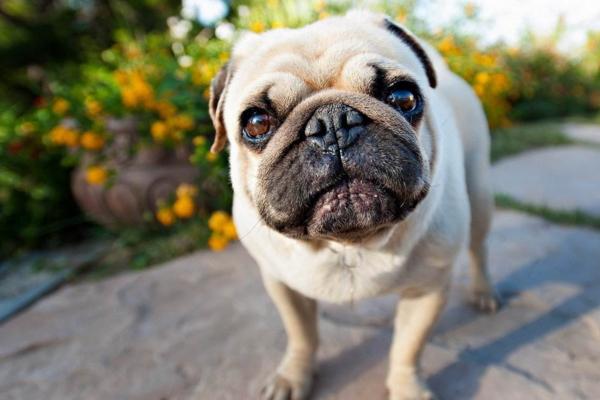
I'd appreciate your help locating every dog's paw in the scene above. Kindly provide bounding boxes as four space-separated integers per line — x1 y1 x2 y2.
260 373 313 400
388 372 436 400
470 289 501 314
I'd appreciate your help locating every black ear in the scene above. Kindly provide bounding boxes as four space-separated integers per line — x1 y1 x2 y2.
208 62 233 153
383 19 437 88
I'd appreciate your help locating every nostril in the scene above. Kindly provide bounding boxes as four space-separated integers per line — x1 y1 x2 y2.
345 110 364 127
305 118 322 137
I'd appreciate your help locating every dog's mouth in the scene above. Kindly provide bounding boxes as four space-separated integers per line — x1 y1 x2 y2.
300 178 427 241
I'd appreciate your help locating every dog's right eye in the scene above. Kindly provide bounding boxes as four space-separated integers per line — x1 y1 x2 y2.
242 109 274 141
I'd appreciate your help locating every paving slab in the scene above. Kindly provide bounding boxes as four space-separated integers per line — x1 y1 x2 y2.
492 145 600 216
1 210 600 400
563 123 600 144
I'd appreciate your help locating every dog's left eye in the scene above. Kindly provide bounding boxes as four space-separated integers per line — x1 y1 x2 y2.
387 89 418 113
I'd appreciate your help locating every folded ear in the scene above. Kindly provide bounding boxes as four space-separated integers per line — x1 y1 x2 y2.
383 18 437 88
208 62 233 153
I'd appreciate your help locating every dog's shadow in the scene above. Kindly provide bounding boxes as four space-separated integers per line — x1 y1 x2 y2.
311 224 600 399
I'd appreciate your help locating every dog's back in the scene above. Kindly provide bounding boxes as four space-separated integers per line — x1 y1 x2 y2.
424 42 496 307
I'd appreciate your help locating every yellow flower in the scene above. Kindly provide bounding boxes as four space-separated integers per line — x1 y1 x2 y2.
52 98 70 115
85 99 103 117
156 208 176 226
176 183 198 198
119 70 155 109
474 83 485 97
193 136 207 147
395 10 408 23
222 220 237 240
151 121 169 142
153 101 177 119
437 36 459 56
18 122 36 135
80 131 105 151
208 233 229 251
250 21 265 33
173 195 195 218
319 11 329 20
208 211 231 232
49 125 79 147
122 88 138 108
206 152 218 162
114 70 129 85
475 71 490 85
271 20 285 29
176 114 195 130
314 0 326 12
218 52 229 62
85 165 108 185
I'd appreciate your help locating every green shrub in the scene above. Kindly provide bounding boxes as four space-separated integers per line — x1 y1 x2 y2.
0 105 84 258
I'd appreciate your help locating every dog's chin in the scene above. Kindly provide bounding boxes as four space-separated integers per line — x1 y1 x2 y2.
275 179 428 243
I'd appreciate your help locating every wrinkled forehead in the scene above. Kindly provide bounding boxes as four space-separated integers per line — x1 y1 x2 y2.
227 16 427 116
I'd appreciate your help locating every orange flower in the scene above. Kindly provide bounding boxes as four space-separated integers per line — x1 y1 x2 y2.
208 233 229 251
176 183 198 198
208 211 231 232
156 208 176 226
153 101 177 119
52 98 70 115
222 220 238 240
206 152 218 162
151 121 169 142
173 195 195 218
171 114 195 131
80 131 105 151
250 21 265 33
122 89 138 108
85 99 103 117
118 70 155 109
193 136 207 147
437 36 459 56
85 165 108 185
49 125 79 148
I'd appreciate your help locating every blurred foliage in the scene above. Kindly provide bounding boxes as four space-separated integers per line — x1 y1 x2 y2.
0 0 181 108
1 0 599 261
0 104 85 257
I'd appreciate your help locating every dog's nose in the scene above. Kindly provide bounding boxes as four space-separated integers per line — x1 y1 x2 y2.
304 104 367 153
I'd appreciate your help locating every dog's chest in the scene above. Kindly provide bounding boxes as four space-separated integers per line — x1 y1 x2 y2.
256 240 413 303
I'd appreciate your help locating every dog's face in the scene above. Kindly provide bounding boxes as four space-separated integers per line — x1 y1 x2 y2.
210 12 437 242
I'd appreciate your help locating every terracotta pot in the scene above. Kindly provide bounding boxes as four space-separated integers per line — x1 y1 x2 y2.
71 117 199 228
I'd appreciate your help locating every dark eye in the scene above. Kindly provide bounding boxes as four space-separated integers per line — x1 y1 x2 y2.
387 89 418 112
243 110 273 139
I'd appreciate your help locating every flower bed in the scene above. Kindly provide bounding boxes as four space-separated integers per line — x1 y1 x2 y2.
1 0 599 260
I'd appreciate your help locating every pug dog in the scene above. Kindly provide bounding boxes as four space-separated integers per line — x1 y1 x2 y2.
208 10 499 400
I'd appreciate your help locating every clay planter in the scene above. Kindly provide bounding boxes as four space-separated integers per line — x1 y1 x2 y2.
72 117 199 228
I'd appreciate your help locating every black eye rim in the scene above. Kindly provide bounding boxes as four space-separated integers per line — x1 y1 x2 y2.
384 81 424 122
240 107 277 143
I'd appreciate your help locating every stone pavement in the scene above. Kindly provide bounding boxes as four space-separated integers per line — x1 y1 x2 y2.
492 145 600 216
1 123 600 400
1 209 599 400
563 123 600 144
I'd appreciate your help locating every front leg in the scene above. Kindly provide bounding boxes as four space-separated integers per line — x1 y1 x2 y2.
261 274 318 400
387 286 447 400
